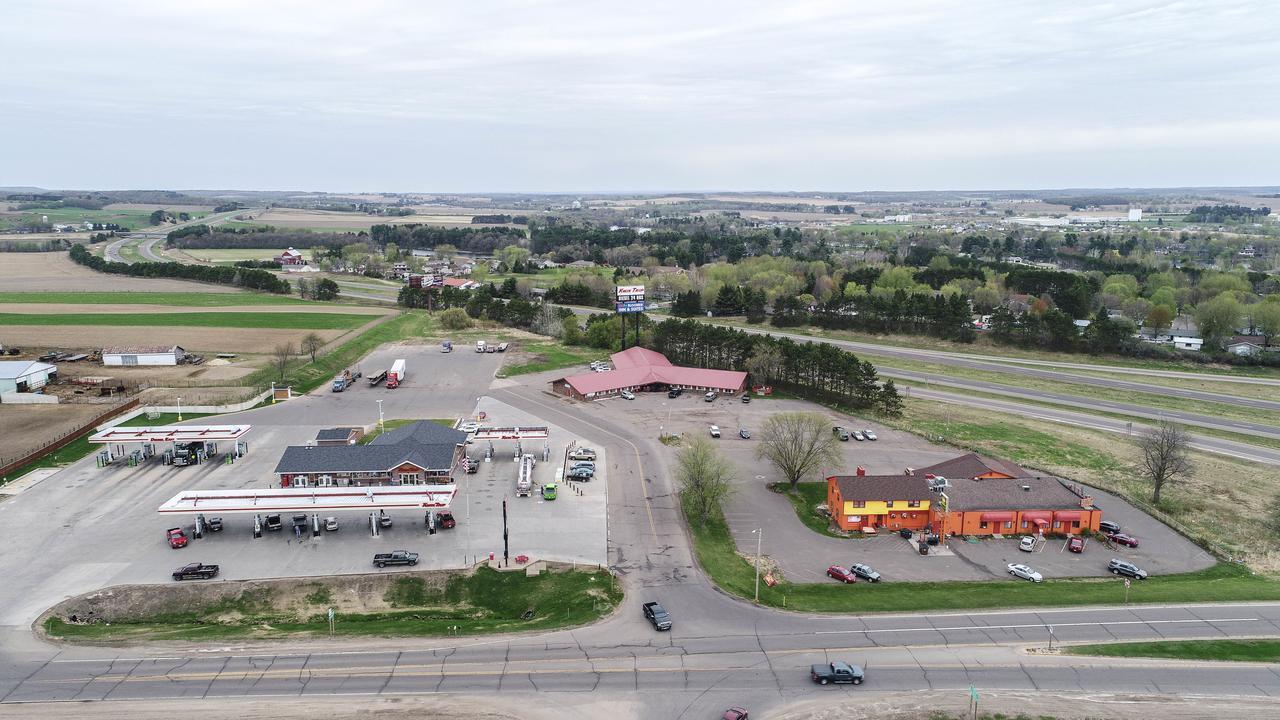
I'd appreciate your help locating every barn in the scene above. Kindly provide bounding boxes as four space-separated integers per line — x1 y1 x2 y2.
102 346 186 366
0 360 57 395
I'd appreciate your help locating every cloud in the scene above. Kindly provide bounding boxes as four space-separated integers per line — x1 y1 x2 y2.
1 0 1277 190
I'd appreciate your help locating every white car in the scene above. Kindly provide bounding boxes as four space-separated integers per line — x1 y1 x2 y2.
1007 563 1043 582
459 421 480 433
709 425 721 438
863 430 877 441
621 390 635 400
851 430 865 441
1019 536 1037 552
324 516 339 531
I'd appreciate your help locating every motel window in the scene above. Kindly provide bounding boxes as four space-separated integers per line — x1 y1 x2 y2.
852 501 865 508
979 521 988 529
1053 521 1061 529
1005 521 1013 529
1073 520 1080 528
1021 521 1027 529
886 501 894 508
907 501 920 508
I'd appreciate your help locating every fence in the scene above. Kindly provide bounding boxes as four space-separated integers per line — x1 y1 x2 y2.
0 398 140 481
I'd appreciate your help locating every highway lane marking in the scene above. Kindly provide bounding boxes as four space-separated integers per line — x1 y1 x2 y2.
813 617 1261 635
493 387 658 539
26 619 1266 684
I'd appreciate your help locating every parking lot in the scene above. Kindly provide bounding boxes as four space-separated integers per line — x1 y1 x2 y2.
0 344 607 637
580 388 1213 584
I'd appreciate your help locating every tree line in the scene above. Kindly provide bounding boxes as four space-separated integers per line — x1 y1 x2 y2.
370 224 525 254
167 225 354 249
69 244 292 293
651 318 902 415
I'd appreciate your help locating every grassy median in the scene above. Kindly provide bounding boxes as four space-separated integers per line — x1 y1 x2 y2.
1066 639 1280 663
45 566 621 642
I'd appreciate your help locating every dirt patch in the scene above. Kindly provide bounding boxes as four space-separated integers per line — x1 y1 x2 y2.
776 690 1279 720
0 404 105 461
0 252 240 292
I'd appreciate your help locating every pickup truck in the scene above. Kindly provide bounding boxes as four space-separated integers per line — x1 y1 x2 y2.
642 601 672 631
373 551 418 568
810 661 864 685
172 563 220 581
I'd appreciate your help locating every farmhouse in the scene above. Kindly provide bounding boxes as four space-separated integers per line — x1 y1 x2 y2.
551 346 748 400
825 452 1101 536
0 360 57 395
102 346 186 366
275 248 307 266
1225 335 1272 356
274 420 467 487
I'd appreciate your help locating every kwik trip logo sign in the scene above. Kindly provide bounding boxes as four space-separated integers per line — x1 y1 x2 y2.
615 285 645 313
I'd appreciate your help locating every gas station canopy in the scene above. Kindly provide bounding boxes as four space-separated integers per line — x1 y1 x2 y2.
472 425 548 440
158 485 456 515
90 425 252 444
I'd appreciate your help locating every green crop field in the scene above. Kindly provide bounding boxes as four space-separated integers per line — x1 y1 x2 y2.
0 312 373 330
0 292 311 306
178 248 293 263
0 207 198 231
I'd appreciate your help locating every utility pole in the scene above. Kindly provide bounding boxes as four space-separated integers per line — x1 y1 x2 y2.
752 527 763 603
502 497 509 567
176 396 183 422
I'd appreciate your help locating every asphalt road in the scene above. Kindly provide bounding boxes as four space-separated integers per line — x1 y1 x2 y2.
104 210 255 265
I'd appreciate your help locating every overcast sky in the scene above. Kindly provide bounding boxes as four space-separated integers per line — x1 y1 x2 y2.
2 1 1278 193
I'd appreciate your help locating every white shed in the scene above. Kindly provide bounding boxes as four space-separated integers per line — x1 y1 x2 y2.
1172 336 1204 352
102 345 186 366
0 361 57 394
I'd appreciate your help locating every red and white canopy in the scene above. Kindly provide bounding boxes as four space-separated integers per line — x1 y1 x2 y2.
90 425 252 444
158 485 456 515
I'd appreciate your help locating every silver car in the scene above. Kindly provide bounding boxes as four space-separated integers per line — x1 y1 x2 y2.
1007 563 1043 582
863 430 877 441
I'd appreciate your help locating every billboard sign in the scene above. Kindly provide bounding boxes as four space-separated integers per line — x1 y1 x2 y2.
615 284 645 302
616 300 646 313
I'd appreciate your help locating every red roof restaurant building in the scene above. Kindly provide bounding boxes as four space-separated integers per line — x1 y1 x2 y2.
551 347 748 401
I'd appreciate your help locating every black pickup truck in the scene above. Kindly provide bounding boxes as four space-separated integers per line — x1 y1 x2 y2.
642 601 672 631
373 551 419 568
172 563 220 581
810 661 864 685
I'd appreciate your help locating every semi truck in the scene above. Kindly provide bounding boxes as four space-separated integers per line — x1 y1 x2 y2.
385 358 406 389
515 453 535 497
331 368 361 392
475 340 486 353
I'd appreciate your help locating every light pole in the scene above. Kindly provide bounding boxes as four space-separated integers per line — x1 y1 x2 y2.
376 399 384 432
176 396 183 422
752 527 763 603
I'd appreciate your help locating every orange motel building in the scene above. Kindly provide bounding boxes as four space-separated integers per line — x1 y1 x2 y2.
826 453 1101 536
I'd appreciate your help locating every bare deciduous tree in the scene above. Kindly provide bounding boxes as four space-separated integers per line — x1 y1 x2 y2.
273 342 295 382
1138 421 1192 504
301 333 324 363
744 345 783 385
676 437 735 527
755 412 843 491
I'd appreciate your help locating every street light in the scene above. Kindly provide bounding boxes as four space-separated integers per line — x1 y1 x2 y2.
376 399 384 432
752 527 763 603
176 396 183 422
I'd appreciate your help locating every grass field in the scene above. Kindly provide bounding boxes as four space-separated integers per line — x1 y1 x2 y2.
0 312 371 330
0 207 173 231
775 482 850 537
177 248 293 264
497 342 600 377
1065 639 1280 663
45 566 621 641
0 291 311 306
686 502 1280 613
2 412 207 485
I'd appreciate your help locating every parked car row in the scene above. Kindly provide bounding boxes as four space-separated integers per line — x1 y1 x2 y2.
1007 558 1148 582
832 426 877 441
826 563 883 583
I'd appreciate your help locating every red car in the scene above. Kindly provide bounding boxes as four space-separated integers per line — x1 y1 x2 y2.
1106 532 1139 548
166 527 188 549
437 511 456 529
722 707 749 720
1068 536 1084 553
826 565 858 584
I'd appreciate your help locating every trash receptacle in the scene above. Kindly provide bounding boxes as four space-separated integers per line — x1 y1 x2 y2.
918 543 929 556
